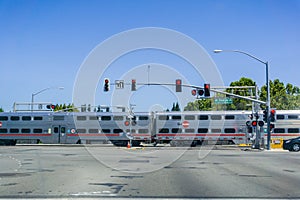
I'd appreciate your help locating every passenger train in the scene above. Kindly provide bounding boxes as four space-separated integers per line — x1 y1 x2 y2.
0 109 299 146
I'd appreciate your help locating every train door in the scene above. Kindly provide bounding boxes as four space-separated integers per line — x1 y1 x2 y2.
53 125 67 144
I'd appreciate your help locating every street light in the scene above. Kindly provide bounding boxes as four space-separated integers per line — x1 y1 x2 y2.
214 49 271 150
31 87 64 111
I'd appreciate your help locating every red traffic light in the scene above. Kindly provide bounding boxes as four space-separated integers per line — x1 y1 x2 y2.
51 105 56 110
204 83 210 97
104 78 110 92
131 79 136 91
176 79 182 92
191 89 197 96
251 121 257 126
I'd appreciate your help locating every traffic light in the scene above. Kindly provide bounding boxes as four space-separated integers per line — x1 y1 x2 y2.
204 83 210 97
104 78 110 92
263 109 267 122
46 104 56 110
198 89 204 96
176 79 182 92
270 109 276 122
270 123 275 130
131 79 136 91
191 89 197 96
251 121 257 127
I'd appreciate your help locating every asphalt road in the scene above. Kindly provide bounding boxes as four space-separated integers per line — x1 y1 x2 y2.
0 145 299 199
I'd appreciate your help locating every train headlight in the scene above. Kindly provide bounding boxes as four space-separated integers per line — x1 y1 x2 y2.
285 140 291 144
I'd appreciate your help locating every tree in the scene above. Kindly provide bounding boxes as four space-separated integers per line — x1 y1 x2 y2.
260 79 300 110
184 99 212 111
0 107 3 112
225 77 256 110
171 102 181 111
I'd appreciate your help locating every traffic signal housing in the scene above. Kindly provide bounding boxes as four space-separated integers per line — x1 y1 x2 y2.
263 109 268 122
131 79 136 91
104 78 110 92
176 79 182 92
270 109 276 122
204 83 210 97
46 104 56 110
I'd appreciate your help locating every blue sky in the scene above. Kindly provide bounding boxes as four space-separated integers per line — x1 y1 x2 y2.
0 0 299 111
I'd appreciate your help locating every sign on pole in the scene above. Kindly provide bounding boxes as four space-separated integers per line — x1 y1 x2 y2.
214 98 233 104
115 80 124 89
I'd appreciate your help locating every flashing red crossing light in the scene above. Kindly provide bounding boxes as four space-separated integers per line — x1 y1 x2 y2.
251 121 257 126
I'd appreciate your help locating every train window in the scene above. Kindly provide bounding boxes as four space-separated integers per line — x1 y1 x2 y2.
77 129 86 133
10 116 20 121
34 116 43 120
89 116 98 120
198 115 208 120
139 116 149 120
185 128 195 133
61 127 66 133
172 115 181 120
0 116 8 121
22 116 31 121
225 115 235 120
0 128 8 133
274 128 285 133
77 116 87 121
288 115 298 119
172 128 182 133
101 116 111 121
33 129 43 133
184 115 195 120
113 129 124 133
159 128 169 133
113 116 124 121
198 128 208 133
224 128 236 133
159 115 169 120
53 116 65 121
21 128 30 133
89 129 98 133
54 127 59 134
101 129 110 133
138 129 149 134
288 128 299 133
126 129 136 133
211 115 222 120
10 128 19 133
276 115 285 120
211 128 221 133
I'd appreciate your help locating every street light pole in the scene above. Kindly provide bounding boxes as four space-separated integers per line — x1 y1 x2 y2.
214 49 271 150
31 87 64 111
